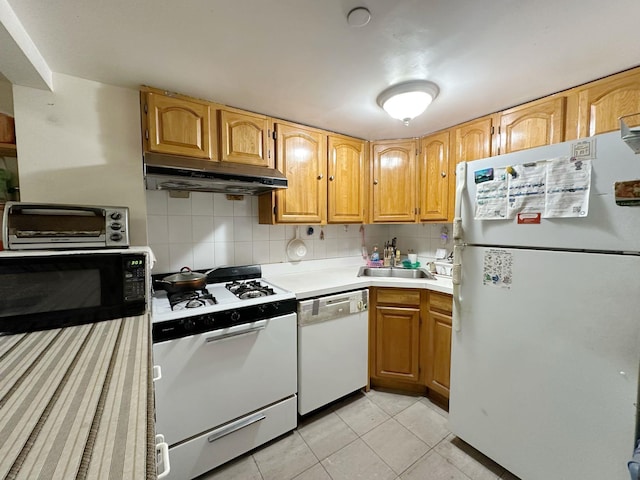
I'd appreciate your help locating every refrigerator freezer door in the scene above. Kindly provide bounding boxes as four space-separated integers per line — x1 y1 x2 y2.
458 131 640 252
449 246 640 480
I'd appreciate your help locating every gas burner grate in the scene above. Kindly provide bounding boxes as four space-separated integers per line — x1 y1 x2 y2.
168 289 217 310
225 280 276 299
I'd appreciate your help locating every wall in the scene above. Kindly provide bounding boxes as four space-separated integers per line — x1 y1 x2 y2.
0 78 13 115
12 73 148 245
146 189 454 273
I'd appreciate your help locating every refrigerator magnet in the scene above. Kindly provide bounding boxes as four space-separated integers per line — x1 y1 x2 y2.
517 213 541 224
474 168 494 184
614 180 640 206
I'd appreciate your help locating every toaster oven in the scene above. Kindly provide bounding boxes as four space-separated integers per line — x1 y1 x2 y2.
2 202 130 250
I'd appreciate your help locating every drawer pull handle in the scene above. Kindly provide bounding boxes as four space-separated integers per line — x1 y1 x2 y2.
205 320 267 343
152 365 162 382
208 413 267 443
155 434 171 479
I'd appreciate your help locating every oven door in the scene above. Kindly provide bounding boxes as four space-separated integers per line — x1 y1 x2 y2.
153 312 297 446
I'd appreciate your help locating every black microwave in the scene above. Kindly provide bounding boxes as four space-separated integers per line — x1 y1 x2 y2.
0 251 147 334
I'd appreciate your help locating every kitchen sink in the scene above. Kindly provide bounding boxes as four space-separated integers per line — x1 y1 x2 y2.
357 266 436 279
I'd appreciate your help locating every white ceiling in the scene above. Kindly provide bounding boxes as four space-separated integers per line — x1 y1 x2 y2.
2 0 640 140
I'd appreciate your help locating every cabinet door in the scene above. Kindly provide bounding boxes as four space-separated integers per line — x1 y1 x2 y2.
498 97 566 154
273 122 326 224
425 292 452 399
327 135 367 223
145 92 212 159
448 116 494 220
452 116 493 164
576 68 640 137
373 305 421 383
219 109 271 167
419 131 449 221
371 140 416 223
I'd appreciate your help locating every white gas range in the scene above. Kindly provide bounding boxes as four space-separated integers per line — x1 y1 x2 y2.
151 265 297 480
151 265 295 324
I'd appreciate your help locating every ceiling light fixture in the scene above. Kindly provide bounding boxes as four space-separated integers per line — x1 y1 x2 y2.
376 80 440 126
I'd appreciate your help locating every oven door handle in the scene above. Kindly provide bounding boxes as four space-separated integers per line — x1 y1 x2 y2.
204 320 268 343
207 412 267 443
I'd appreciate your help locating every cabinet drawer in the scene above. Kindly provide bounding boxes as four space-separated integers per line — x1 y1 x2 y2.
428 292 452 315
375 288 421 307
165 396 297 480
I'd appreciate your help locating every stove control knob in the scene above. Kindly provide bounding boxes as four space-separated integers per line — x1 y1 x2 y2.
183 319 196 331
203 315 215 326
110 232 123 241
231 311 241 322
110 211 122 220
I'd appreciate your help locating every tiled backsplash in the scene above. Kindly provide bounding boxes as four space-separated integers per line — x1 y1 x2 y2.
146 190 454 273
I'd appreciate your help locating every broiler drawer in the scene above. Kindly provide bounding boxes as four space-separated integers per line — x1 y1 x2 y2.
164 395 297 480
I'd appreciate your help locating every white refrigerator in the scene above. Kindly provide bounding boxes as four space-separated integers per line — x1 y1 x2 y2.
449 131 640 480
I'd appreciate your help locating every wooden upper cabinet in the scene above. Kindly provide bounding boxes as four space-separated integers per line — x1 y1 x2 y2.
219 109 272 167
448 116 493 220
452 116 493 164
327 134 367 223
143 90 212 159
272 121 327 224
370 139 417 223
572 68 640 138
498 97 566 154
419 131 449 222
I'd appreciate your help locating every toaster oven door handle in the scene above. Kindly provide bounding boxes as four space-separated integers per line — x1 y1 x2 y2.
207 412 267 443
9 204 104 216
204 320 268 343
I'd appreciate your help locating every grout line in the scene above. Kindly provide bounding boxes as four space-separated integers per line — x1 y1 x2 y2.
249 455 265 480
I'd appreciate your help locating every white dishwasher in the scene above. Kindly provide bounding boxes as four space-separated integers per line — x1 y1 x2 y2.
297 289 368 415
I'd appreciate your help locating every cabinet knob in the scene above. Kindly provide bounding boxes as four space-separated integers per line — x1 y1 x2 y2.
317 174 324 180
329 175 334 181
441 171 447 178
373 179 379 185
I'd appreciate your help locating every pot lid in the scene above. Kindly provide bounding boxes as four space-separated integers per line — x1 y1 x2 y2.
162 267 207 283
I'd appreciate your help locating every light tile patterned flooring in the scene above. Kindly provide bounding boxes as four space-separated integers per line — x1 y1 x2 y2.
198 389 521 480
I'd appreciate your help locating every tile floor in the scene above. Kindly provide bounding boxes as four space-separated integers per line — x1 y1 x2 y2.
197 389 521 480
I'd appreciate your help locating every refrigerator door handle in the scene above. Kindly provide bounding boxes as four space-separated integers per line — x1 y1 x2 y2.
453 162 467 241
452 243 463 332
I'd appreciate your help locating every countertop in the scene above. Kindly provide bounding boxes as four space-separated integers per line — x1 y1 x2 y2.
0 316 155 480
265 263 453 300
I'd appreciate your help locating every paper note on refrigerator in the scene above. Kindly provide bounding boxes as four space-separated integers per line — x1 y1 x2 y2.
507 162 547 215
482 249 513 289
474 168 510 220
544 157 591 217
474 157 592 221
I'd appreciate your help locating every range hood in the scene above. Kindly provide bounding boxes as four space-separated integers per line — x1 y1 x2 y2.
144 152 287 195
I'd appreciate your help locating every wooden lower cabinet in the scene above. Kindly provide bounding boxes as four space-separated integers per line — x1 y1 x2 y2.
424 291 453 398
371 288 422 383
369 287 453 400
